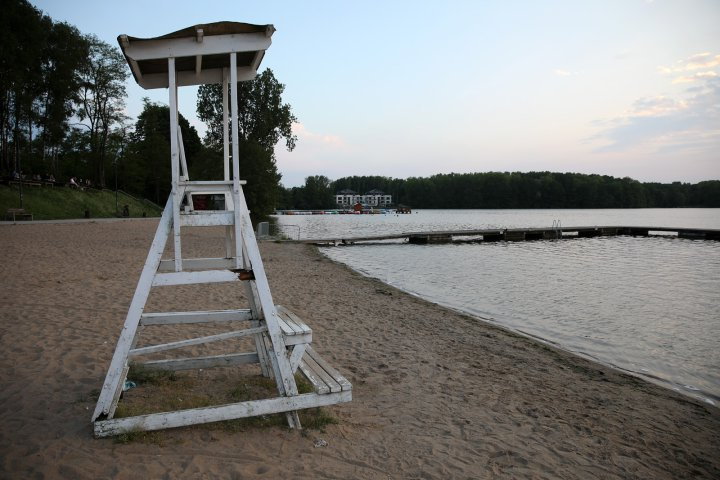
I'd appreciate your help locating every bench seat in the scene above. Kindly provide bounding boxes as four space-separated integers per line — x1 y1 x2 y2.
298 345 352 394
5 208 33 221
276 305 312 345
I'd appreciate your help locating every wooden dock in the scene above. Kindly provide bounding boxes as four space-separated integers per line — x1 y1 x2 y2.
301 226 720 245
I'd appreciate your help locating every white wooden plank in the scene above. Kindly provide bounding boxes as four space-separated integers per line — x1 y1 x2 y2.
253 331 272 378
283 333 312 346
127 57 143 81
225 225 233 259
250 50 265 71
277 308 302 333
276 314 311 345
123 33 272 61
307 346 353 392
139 352 259 371
107 364 129 419
275 306 312 345
94 391 351 438
140 309 253 325
136 65 257 89
288 344 307 373
230 53 244 271
152 270 240 286
129 326 267 357
158 257 236 272
92 195 175 421
301 354 341 393
178 126 189 181
276 306 311 334
179 212 234 227
222 68 229 182
298 359 330 394
179 180 243 186
168 57 182 272
277 313 301 335
245 281 271 378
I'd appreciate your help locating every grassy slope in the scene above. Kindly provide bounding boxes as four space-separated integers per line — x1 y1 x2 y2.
0 185 162 220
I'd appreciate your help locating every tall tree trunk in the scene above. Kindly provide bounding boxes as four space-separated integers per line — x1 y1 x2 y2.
98 121 111 187
13 100 20 173
0 92 8 173
27 104 33 174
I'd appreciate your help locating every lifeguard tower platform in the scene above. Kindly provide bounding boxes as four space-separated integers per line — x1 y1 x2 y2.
92 22 351 437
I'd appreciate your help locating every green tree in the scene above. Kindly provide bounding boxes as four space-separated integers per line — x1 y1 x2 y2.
37 22 88 175
0 0 48 176
299 175 334 210
124 99 202 204
239 142 282 220
76 35 128 187
197 69 297 151
196 68 296 221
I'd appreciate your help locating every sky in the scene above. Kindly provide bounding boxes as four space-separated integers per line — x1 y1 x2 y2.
31 0 720 187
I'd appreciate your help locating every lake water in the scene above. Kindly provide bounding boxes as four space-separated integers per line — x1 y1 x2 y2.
273 209 720 405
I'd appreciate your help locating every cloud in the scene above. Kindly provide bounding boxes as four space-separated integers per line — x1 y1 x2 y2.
685 53 720 69
553 69 578 77
291 122 345 147
659 52 720 74
593 52 720 154
593 76 720 153
627 96 686 116
275 122 350 186
672 70 718 84
614 49 632 60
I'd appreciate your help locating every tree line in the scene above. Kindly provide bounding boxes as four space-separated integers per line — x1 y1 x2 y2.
1 0 129 188
1 0 295 221
281 173 720 209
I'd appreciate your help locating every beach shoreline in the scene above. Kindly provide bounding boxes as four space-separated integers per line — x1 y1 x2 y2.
318 247 719 408
1 220 718 479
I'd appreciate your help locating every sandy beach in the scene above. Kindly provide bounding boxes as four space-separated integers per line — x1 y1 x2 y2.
1 219 718 479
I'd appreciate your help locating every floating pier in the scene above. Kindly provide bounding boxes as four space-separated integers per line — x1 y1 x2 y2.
301 226 720 245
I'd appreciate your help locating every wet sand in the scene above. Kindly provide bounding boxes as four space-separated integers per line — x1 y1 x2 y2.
0 219 718 479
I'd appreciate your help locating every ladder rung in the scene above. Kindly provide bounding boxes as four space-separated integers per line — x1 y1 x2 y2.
179 211 234 227
153 270 242 286
139 352 260 371
140 309 254 325
128 326 268 357
158 257 237 272
179 180 246 186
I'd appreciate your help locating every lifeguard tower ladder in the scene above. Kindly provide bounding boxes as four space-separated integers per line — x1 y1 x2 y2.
92 22 351 437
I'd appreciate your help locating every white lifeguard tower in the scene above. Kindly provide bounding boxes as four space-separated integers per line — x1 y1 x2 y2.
92 22 351 437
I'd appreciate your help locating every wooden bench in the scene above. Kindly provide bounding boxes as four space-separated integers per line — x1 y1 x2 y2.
275 306 352 395
299 345 353 394
5 208 33 221
276 305 312 345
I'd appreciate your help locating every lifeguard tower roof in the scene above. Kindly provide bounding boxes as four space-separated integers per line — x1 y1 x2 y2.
117 21 275 89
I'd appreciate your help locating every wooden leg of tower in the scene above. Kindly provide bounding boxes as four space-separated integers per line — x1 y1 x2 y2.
225 225 233 259
286 411 302 430
107 364 129 419
244 281 272 378
92 196 174 422
168 57 182 272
